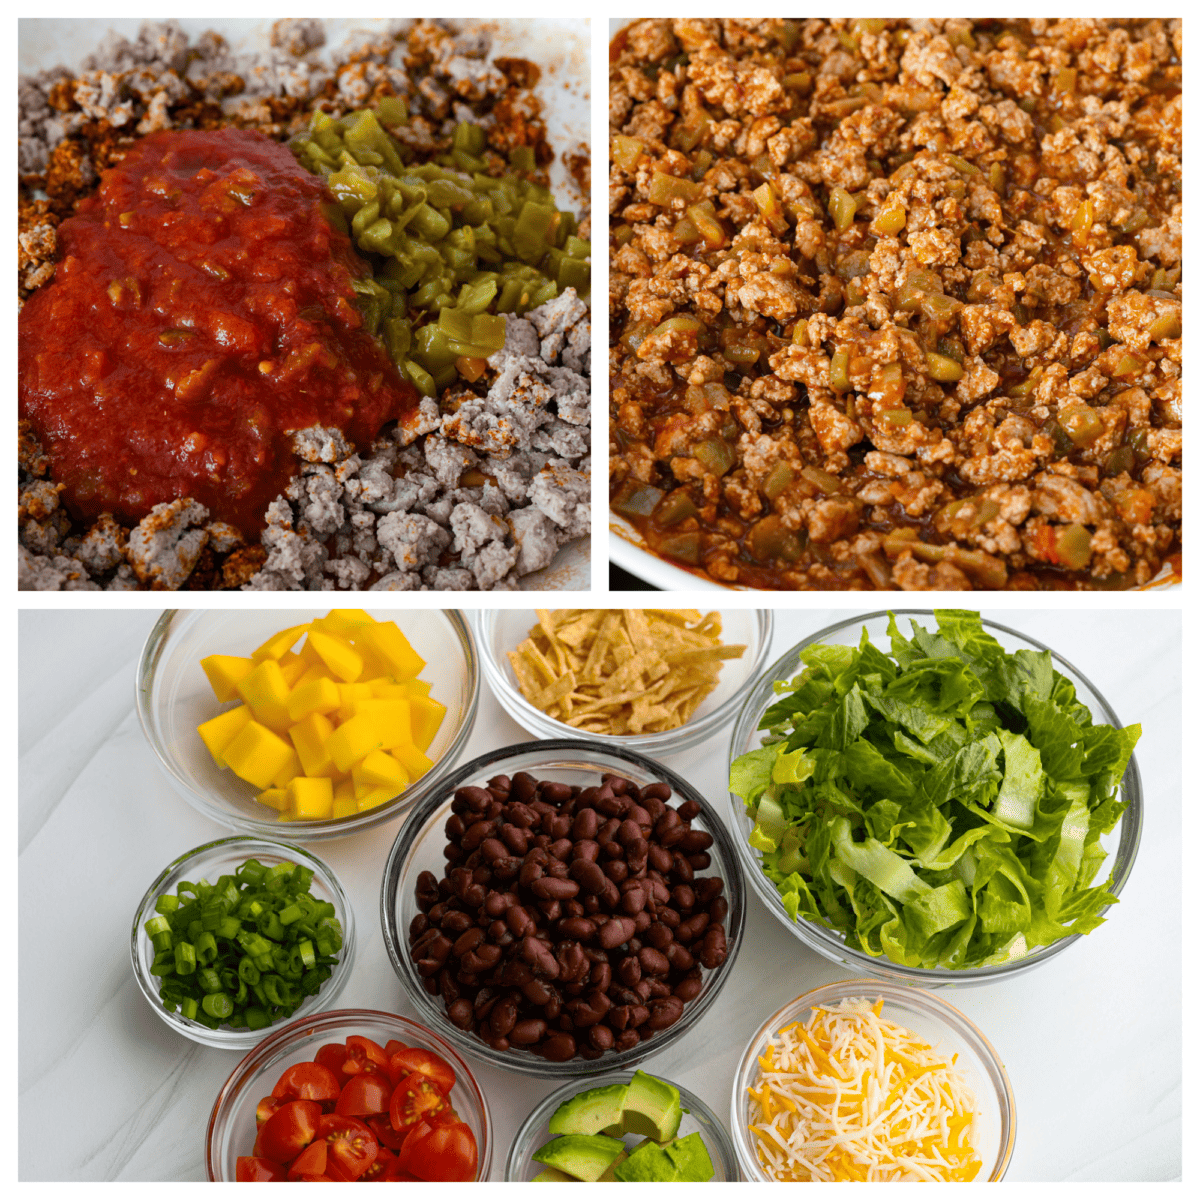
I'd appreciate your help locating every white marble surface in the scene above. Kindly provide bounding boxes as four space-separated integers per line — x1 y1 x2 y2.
19 608 1180 1181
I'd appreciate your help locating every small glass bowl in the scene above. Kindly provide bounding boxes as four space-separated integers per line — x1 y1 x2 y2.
729 609 1143 987
380 740 746 1077
130 836 355 1050
205 1008 493 1180
136 608 480 840
474 608 773 755
732 980 1016 1182
505 1069 740 1181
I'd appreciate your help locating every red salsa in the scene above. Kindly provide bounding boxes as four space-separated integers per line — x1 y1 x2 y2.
18 128 417 533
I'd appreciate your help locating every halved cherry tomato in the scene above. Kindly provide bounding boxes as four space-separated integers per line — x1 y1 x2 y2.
317 1114 379 1182
389 1072 449 1133
397 1118 478 1182
366 1113 409 1152
360 1146 398 1181
344 1036 390 1078
387 1047 455 1094
258 1099 322 1164
287 1139 329 1181
255 1096 285 1128
272 1062 342 1103
236 1155 287 1181
383 1039 408 1058
335 1072 392 1118
314 1042 352 1087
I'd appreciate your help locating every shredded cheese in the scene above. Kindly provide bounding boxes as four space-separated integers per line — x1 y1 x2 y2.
747 997 983 1182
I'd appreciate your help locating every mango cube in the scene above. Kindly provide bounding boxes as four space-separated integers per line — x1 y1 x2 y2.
356 621 425 680
306 629 363 683
332 779 359 819
252 623 311 662
410 695 446 753
393 742 434 781
289 776 334 820
325 712 387 772
271 748 301 789
289 711 338 778
404 677 433 698
236 659 292 733
287 676 341 724
200 655 256 704
314 609 376 635
340 698 411 749
197 704 253 768
279 654 307 687
352 749 409 791
357 785 396 812
223 720 296 790
256 787 290 812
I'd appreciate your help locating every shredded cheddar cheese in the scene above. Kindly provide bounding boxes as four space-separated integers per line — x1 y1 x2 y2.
747 998 983 1182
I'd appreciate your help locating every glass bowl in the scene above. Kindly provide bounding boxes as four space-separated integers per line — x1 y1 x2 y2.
732 980 1016 1182
205 1008 492 1180
130 836 356 1050
728 609 1143 987
505 1069 740 1181
380 740 746 1077
474 608 773 756
136 608 479 840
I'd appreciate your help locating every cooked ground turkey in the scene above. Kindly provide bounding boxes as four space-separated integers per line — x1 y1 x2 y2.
609 18 1180 590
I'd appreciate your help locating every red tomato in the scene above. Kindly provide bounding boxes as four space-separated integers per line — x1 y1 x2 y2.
389 1073 450 1132
335 1072 392 1118
236 1155 287 1181
360 1146 398 1181
344 1035 390 1077
397 1119 478 1182
255 1096 285 1128
272 1062 342 1103
258 1099 322 1164
387 1047 455 1094
366 1114 409 1153
383 1039 408 1058
317 1114 379 1182
287 1139 329 1181
314 1042 352 1087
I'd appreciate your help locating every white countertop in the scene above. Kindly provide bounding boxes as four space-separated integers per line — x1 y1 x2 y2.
18 608 1180 1181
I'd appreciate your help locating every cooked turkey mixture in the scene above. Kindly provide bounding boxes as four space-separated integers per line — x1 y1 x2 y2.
19 18 590 590
609 19 1180 590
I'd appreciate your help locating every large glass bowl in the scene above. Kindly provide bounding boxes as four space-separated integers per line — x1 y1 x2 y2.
728 610 1143 987
731 980 1016 1182
505 1069 740 1181
130 836 355 1050
136 608 479 841
380 740 746 1077
474 608 773 756
205 1008 492 1180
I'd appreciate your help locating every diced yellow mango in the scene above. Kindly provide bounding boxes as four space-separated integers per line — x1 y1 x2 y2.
332 779 359 819
368 680 410 700
339 698 411 749
256 787 290 812
252 623 312 662
200 655 256 704
393 742 434 781
410 695 447 753
403 677 433 698
357 785 396 812
313 609 376 635
292 662 332 690
197 704 253 769
279 653 307 687
356 621 425 680
353 749 409 790
289 711 338 778
289 776 334 820
223 720 296 790
236 659 292 733
287 676 342 724
307 629 363 683
271 748 302 789
325 712 387 772
297 637 325 669
336 682 375 722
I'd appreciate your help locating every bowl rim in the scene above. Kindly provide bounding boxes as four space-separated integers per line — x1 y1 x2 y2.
730 978 1017 1182
504 1067 741 1181
472 608 776 751
727 608 1144 985
129 834 356 1048
204 1006 493 1181
379 737 747 1076
134 607 481 840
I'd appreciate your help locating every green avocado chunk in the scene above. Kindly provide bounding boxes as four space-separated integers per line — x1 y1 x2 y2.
548 1083 630 1136
664 1132 715 1182
597 1151 629 1182
620 1070 683 1142
533 1166 576 1182
613 1140 678 1183
532 1134 627 1182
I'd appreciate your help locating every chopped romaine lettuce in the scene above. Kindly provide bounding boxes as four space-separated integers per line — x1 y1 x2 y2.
731 610 1140 970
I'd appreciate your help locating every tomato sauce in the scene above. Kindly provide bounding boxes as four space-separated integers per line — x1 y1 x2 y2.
18 128 417 534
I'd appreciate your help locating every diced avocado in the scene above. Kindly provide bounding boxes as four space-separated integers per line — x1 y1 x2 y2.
612 1140 679 1183
548 1083 629 1136
596 1151 628 1182
663 1132 714 1182
533 1166 576 1182
531 1135 627 1182
620 1070 683 1142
